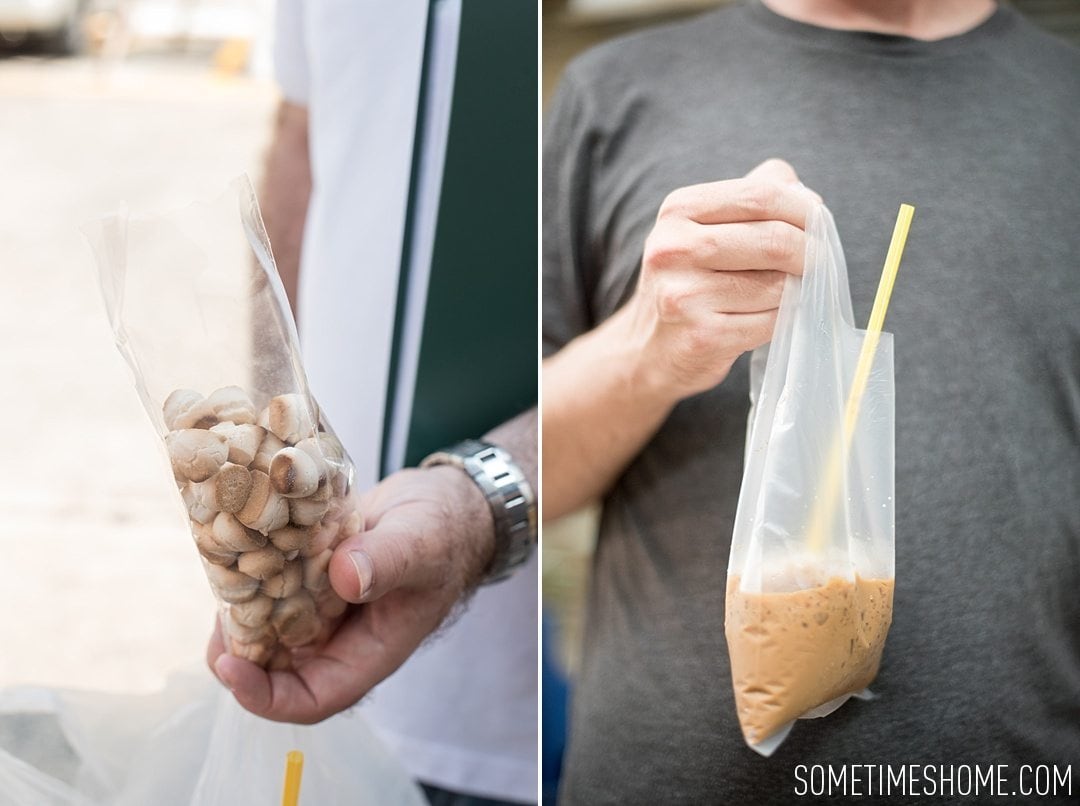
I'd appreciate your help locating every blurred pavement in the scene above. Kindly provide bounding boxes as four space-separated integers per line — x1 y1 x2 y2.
0 51 275 693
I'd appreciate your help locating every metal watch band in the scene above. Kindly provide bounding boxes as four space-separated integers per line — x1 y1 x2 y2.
420 439 537 584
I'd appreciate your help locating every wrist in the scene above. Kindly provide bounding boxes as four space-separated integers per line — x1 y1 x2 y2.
426 464 496 584
421 441 536 585
607 300 682 413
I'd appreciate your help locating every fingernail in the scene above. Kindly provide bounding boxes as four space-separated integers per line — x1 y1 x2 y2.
348 550 374 599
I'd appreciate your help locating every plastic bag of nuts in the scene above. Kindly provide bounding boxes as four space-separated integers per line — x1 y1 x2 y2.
166 387 359 668
86 177 361 670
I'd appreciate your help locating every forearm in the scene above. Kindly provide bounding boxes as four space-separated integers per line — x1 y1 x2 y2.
542 304 675 521
260 100 311 318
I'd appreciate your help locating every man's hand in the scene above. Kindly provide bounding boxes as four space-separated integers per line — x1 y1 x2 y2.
207 464 494 724
624 158 821 400
542 159 821 519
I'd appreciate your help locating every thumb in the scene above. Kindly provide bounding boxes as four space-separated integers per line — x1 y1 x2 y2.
328 517 436 604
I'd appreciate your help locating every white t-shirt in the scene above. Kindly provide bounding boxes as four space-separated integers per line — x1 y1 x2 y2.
273 2 537 803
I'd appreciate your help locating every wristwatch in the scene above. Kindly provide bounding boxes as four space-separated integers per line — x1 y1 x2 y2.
420 439 537 584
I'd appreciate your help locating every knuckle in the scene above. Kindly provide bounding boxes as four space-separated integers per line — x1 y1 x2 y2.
643 231 688 272
670 328 732 392
683 328 715 356
760 158 796 181
656 280 691 322
657 188 689 220
694 227 723 262
758 222 799 265
738 182 783 220
726 274 756 309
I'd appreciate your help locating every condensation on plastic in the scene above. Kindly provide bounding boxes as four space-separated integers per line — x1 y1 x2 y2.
83 176 360 669
0 675 427 805
726 204 895 756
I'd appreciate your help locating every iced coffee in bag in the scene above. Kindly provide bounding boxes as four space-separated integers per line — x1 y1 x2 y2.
725 563 894 748
725 204 910 754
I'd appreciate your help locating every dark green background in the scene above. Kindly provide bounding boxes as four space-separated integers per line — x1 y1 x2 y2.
385 0 538 471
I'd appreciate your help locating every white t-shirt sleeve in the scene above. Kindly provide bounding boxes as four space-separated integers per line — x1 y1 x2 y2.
273 0 310 105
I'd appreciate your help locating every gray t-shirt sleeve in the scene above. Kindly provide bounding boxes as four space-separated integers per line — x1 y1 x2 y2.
543 70 597 358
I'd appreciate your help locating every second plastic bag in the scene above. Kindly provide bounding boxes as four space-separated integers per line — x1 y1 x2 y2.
0 674 427 805
725 204 895 756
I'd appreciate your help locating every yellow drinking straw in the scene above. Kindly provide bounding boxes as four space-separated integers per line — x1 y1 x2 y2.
282 750 304 806
805 204 914 554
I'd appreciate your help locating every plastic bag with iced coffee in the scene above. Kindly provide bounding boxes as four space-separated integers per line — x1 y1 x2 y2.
725 203 912 756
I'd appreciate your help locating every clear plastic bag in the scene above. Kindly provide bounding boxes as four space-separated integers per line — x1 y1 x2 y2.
725 204 895 756
85 177 360 670
0 674 428 805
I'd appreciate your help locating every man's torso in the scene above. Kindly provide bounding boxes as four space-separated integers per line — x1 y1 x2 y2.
543 3 1080 802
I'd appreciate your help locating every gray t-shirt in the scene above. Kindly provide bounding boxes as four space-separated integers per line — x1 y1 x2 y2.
543 2 1080 803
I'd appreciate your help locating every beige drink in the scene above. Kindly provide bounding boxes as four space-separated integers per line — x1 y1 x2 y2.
725 575 894 745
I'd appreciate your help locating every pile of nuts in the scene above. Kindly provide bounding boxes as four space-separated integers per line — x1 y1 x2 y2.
163 386 359 669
